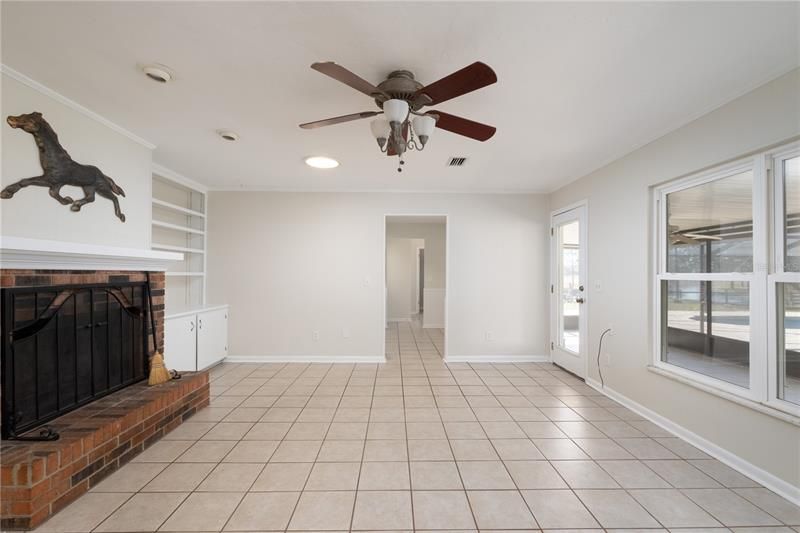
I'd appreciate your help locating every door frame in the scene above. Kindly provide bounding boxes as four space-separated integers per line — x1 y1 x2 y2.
383 214 449 361
415 246 424 314
550 200 589 378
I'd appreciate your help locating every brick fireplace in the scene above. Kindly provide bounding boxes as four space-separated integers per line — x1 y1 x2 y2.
0 240 209 530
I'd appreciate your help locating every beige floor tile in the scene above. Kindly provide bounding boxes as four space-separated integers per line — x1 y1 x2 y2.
251 462 312 491
352 491 413 531
288 491 356 531
367 422 406 439
505 461 568 489
518 421 567 438
413 491 476 529
223 440 279 462
532 438 590 460
91 462 167 492
467 490 538 529
177 440 237 462
480 421 526 439
690 460 761 488
270 440 322 462
575 489 661 528
450 439 499 460
407 421 447 439
243 422 291 440
630 489 722 528
318 440 365 462
645 460 723 488
491 439 545 460
410 461 463 490
573 438 635 460
683 489 783 527
359 461 411 490
224 491 300 531
132 440 195 463
326 422 368 440
160 492 243 531
445 422 487 439
163 422 216 440
597 460 671 488
35 493 131 533
408 439 454 461
285 421 330 440
201 422 254 440
196 462 262 491
306 462 361 490
95 492 186 532
552 460 620 488
458 461 515 489
734 488 800 525
143 463 216 492
521 489 600 528
616 438 680 459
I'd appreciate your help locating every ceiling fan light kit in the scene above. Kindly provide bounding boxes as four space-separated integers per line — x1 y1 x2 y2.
300 61 497 172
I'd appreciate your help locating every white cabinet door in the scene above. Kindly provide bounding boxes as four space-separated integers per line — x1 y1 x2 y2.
164 315 197 371
197 308 228 370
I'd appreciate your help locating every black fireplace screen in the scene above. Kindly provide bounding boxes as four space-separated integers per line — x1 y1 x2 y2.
1 283 149 439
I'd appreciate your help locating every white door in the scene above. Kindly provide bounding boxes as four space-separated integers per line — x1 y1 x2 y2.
551 204 588 377
197 308 228 369
164 315 198 371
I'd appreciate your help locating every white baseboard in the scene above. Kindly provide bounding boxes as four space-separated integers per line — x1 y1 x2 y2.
387 317 411 323
423 323 444 329
225 355 386 364
585 378 800 506
444 354 550 363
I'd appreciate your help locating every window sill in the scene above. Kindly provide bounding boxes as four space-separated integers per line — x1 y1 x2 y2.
647 365 800 426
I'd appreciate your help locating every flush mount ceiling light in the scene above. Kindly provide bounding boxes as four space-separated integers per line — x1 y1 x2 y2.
141 64 174 84
305 156 339 169
299 62 497 172
217 130 239 141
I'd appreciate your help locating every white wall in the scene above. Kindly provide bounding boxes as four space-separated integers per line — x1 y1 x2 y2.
207 192 550 360
1 72 152 249
386 235 423 321
549 69 800 491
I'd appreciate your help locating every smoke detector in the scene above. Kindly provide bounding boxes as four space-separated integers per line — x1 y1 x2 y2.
141 64 174 84
217 130 240 142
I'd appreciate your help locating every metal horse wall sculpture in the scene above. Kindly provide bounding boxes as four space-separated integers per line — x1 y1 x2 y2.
1 112 127 222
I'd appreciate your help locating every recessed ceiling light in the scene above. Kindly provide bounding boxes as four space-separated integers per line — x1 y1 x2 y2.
141 64 174 83
305 156 339 169
217 130 240 141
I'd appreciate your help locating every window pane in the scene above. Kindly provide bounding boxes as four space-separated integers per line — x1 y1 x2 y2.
558 220 581 353
662 280 750 388
779 283 800 405
666 170 753 273
784 156 800 271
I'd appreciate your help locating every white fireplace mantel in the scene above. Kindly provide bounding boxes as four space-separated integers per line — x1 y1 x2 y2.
0 236 183 271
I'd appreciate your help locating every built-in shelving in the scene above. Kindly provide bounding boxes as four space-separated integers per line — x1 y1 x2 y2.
151 165 208 315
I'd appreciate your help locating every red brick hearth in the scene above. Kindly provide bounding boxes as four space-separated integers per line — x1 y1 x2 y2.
0 374 209 530
0 269 209 530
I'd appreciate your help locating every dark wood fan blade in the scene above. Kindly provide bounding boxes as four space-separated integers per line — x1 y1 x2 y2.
299 111 379 129
428 111 496 141
311 62 387 98
415 62 497 106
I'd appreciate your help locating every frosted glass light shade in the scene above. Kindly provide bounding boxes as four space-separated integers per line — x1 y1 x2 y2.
370 119 390 139
412 115 436 137
383 99 409 123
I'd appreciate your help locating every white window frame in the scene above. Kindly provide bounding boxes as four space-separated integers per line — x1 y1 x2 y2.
653 142 800 419
767 143 800 415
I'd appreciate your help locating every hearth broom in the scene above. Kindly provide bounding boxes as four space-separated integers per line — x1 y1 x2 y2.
146 272 172 385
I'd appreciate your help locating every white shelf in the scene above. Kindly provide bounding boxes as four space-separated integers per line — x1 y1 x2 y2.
152 220 205 235
152 198 206 218
166 272 206 277
152 243 205 254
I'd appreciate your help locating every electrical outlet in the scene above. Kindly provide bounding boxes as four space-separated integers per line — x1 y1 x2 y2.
485 331 493 341
312 330 320 341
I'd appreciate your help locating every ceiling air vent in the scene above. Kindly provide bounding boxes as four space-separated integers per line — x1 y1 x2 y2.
447 157 468 167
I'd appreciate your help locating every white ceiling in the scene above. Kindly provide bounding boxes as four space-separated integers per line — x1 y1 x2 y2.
2 2 798 193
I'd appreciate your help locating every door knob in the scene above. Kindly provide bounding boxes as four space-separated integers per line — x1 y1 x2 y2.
576 297 585 304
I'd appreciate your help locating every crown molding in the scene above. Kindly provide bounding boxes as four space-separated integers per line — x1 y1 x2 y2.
1 64 156 150
152 163 209 193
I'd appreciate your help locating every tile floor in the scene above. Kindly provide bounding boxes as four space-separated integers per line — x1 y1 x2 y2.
33 321 800 532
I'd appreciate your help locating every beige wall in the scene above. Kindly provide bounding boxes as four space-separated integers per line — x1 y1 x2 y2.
1 73 153 249
549 69 800 489
207 192 550 359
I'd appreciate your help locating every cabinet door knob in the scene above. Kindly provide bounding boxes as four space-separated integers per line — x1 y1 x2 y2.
190 321 195 331
199 319 203 329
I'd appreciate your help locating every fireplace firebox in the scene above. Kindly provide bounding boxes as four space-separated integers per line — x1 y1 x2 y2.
1 283 149 439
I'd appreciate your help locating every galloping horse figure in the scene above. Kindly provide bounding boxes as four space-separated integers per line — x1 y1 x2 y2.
1 112 127 222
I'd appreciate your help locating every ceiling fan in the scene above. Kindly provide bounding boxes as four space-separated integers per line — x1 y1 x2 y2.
299 61 497 171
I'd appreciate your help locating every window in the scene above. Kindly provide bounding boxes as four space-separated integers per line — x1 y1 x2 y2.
655 143 800 417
